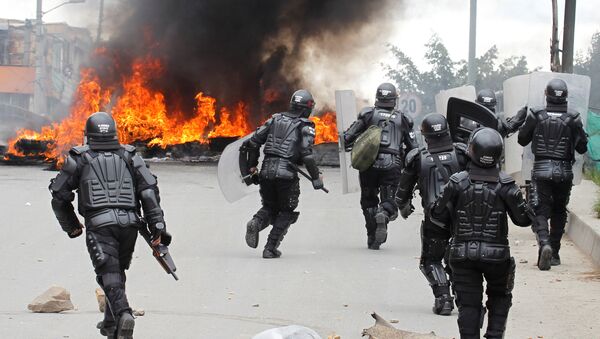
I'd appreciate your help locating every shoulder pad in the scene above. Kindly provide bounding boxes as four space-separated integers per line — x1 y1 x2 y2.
132 154 157 186
69 145 89 155
405 147 420 165
357 107 374 119
299 118 315 125
566 109 581 118
450 171 469 183
453 142 468 155
530 106 545 115
499 172 515 184
302 124 316 136
402 112 414 128
61 155 78 174
121 144 136 153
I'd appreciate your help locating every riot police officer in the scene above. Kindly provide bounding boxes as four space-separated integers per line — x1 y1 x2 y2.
343 83 417 249
518 78 588 270
431 128 533 339
241 89 323 259
396 113 469 315
50 112 169 339
476 89 527 138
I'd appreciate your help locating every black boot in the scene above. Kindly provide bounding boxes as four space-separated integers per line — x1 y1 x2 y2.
433 294 454 316
374 208 389 247
537 241 553 271
245 214 270 249
116 312 135 339
263 212 298 259
533 217 552 271
363 207 378 250
549 224 564 266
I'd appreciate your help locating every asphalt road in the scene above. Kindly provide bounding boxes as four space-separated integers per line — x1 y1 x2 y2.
1 163 599 338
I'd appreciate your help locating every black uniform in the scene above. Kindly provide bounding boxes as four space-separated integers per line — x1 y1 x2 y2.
396 129 469 315
242 90 322 259
344 83 417 249
517 80 588 269
50 112 167 339
431 128 532 339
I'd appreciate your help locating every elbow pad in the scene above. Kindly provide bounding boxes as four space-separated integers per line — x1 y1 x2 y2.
301 154 320 180
51 198 80 233
139 188 165 226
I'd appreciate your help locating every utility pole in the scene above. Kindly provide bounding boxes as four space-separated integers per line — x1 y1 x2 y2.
33 0 47 116
96 0 104 43
550 0 561 72
562 0 576 73
467 0 477 86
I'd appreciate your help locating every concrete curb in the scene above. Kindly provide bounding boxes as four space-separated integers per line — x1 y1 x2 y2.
566 179 600 267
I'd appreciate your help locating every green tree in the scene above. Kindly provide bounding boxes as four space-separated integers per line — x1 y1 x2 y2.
384 34 532 114
575 32 600 110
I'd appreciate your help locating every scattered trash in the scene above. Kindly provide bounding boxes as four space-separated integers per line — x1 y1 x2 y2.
514 240 520 246
25 202 31 206
390 319 399 324
133 309 145 316
519 259 528 264
36 258 44 262
28 286 74 313
252 304 260 307
328 334 341 339
252 325 322 339
362 312 444 338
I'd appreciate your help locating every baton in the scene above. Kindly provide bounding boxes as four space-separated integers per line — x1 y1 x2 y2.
289 163 329 193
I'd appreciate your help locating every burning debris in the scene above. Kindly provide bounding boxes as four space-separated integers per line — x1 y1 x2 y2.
5 0 390 164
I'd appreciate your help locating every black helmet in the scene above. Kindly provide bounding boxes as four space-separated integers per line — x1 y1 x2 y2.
375 82 397 108
289 89 315 117
545 78 568 104
85 112 119 150
468 127 503 168
421 113 449 137
476 89 497 112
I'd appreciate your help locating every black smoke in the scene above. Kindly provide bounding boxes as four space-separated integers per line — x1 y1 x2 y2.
99 0 389 121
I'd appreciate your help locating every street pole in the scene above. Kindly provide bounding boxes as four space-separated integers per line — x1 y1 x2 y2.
562 0 576 73
467 0 477 86
550 0 561 72
34 0 47 116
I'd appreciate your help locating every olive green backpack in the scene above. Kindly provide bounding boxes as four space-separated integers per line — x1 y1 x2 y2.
350 110 392 172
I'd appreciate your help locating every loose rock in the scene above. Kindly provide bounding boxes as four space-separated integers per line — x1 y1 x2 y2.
95 288 106 312
362 313 444 339
133 309 145 316
28 286 74 313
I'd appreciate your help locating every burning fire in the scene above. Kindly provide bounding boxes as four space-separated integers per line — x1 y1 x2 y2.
5 55 338 164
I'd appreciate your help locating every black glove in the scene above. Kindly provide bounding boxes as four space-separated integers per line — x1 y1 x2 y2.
312 177 324 190
399 202 415 219
67 223 84 239
149 222 167 242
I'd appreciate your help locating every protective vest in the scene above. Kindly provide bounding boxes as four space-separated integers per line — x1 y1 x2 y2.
78 151 136 212
531 109 576 160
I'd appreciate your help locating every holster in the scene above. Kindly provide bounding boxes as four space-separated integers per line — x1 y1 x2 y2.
449 241 510 263
532 159 573 183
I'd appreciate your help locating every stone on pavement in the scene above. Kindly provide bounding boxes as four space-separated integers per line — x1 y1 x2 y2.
362 313 443 339
27 286 74 313
95 288 105 312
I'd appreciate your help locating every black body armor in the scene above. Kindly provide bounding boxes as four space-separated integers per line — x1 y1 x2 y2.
418 147 461 207
243 112 319 181
343 107 416 170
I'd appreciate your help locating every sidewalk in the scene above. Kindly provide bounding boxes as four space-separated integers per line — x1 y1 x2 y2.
567 179 600 267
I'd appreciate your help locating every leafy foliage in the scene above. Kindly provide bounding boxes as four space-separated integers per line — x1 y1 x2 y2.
574 32 600 111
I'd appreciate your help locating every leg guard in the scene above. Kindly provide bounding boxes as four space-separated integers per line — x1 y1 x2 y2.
362 207 378 249
99 272 131 317
457 304 485 339
87 232 119 271
263 211 299 258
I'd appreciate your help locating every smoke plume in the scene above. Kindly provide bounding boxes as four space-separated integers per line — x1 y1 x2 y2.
98 0 394 120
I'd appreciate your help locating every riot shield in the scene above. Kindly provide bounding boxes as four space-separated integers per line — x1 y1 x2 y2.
434 85 476 116
447 97 499 144
217 134 260 203
503 72 590 185
335 90 360 194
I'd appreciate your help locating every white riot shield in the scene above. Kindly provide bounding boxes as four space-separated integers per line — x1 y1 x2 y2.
503 71 591 185
335 90 360 194
217 134 260 203
434 85 477 116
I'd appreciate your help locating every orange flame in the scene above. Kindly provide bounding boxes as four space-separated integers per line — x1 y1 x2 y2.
5 55 339 164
